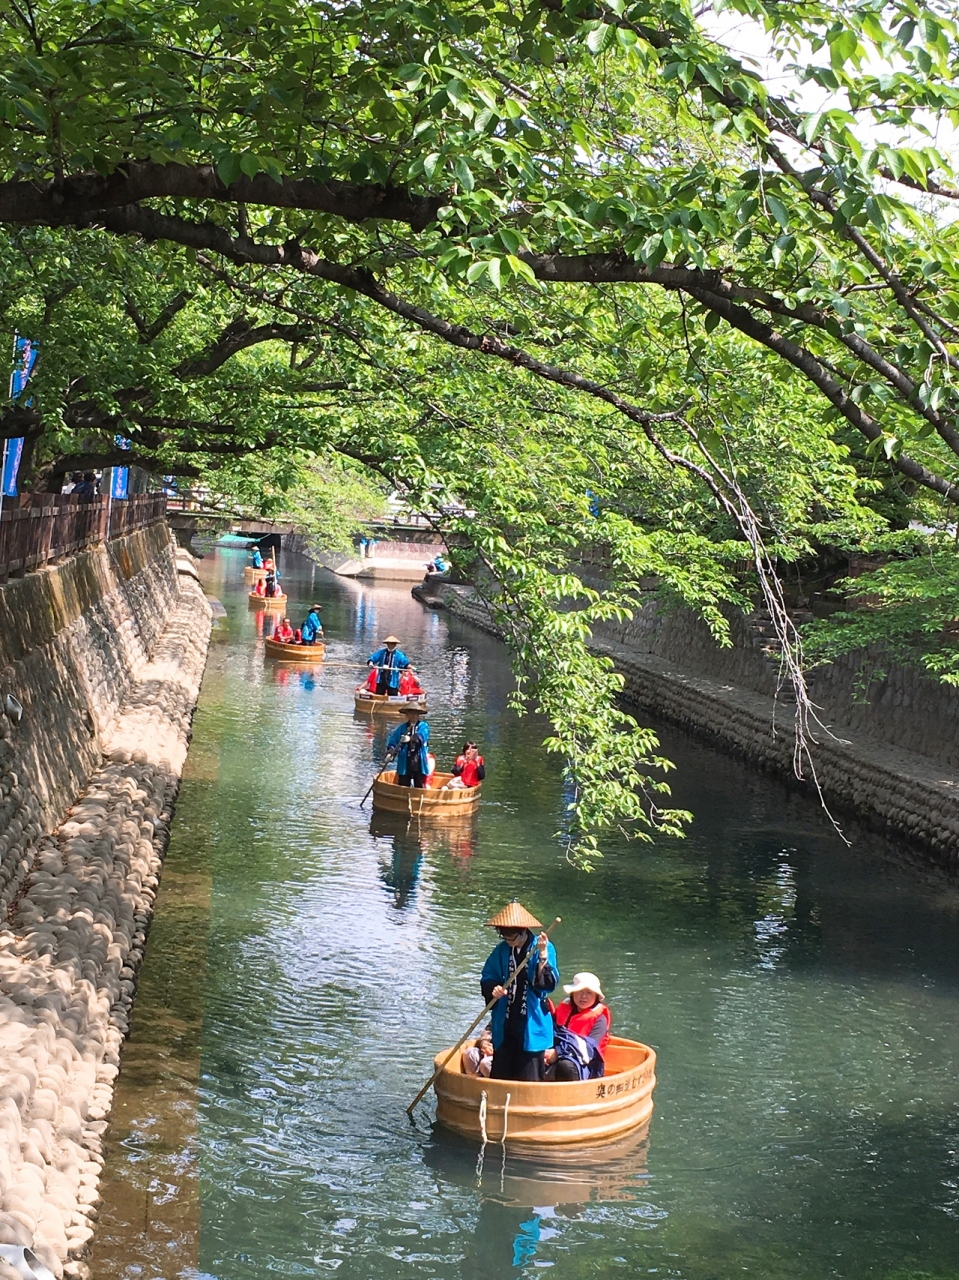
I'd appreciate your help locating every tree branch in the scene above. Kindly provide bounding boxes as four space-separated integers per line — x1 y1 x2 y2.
0 161 442 231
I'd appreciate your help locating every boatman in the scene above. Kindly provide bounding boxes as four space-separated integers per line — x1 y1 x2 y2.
300 604 324 645
367 634 411 696
480 901 558 1082
386 706 430 788
250 544 263 569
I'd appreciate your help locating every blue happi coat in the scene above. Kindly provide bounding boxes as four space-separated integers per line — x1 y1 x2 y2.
481 936 558 1052
387 717 430 777
367 645 410 692
252 547 263 568
301 610 323 643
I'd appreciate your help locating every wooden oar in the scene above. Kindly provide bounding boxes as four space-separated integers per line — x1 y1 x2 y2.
360 744 402 806
406 916 562 1116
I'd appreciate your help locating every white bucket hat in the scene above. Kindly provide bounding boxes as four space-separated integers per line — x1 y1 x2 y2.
563 971 604 1000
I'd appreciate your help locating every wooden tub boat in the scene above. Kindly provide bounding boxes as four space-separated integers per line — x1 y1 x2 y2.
372 770 480 816
354 686 428 715
264 637 325 662
433 1036 655 1146
244 565 267 581
248 590 287 608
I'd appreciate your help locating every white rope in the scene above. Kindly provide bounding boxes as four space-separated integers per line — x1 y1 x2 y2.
478 1089 488 1145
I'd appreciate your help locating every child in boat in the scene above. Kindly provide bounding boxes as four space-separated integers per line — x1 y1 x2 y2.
462 1026 493 1077
544 972 610 1081
274 617 294 643
442 742 485 790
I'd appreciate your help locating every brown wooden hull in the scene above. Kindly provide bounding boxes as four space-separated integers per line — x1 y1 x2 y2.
249 591 287 609
354 687 428 716
264 637 325 662
244 566 267 581
372 770 479 816
433 1036 656 1146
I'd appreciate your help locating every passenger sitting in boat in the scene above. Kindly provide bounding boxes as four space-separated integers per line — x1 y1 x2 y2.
481 900 558 1082
254 578 265 596
545 972 610 1081
398 669 423 697
462 1026 493 1078
442 742 485 790
367 635 410 695
424 751 436 787
300 605 324 644
364 668 379 693
386 707 430 788
273 618 294 643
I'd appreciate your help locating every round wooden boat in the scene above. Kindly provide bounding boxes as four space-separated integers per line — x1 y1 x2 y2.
354 686 428 715
372 769 479 816
264 637 325 662
248 590 287 608
244 565 267 581
433 1036 655 1146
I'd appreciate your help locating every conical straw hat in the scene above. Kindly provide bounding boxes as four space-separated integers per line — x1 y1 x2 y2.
486 899 542 930
383 634 400 644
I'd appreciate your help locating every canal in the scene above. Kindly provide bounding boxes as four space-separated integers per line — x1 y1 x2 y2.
90 547 959 1280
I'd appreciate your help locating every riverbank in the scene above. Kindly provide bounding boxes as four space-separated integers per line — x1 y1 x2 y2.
0 531 212 1277
413 581 959 866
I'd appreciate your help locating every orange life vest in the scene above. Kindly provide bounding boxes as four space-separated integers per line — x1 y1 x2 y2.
274 624 293 642
553 998 611 1057
399 671 422 695
365 669 379 692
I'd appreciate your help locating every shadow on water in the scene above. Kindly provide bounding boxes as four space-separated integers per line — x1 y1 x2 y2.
92 546 959 1280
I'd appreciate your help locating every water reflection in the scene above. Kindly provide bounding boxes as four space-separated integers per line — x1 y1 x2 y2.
424 1124 652 1208
370 812 478 907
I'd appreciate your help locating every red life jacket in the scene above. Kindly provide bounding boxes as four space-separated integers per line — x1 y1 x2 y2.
399 671 422 695
365 669 379 692
455 754 484 788
554 998 611 1057
274 624 293 642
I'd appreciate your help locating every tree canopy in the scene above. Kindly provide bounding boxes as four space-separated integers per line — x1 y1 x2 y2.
1 0 958 859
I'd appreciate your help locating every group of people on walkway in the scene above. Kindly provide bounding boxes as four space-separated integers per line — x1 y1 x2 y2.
466 900 611 1083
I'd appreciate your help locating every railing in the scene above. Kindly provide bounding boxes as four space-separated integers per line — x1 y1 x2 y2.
0 492 167 583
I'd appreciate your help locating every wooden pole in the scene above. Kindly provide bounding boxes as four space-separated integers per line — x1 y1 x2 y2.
406 916 562 1116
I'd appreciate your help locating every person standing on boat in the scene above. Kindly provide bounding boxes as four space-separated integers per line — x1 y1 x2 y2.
386 706 430 788
250 544 263 569
481 901 558 1082
367 635 411 695
300 604 324 645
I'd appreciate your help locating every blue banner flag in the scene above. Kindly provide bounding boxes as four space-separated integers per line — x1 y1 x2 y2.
3 335 38 497
110 434 131 500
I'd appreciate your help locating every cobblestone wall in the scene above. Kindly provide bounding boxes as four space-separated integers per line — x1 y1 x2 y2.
0 530 212 1278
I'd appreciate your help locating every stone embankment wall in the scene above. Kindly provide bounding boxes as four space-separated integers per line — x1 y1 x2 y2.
0 526 212 1279
418 582 959 866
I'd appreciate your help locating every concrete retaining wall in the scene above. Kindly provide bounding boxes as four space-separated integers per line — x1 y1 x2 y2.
418 583 959 866
0 529 212 1278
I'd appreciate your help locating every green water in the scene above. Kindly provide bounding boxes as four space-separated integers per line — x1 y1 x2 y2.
92 547 959 1280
